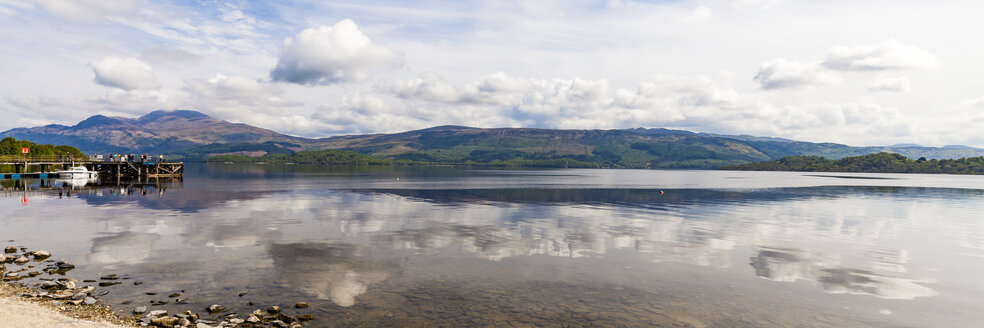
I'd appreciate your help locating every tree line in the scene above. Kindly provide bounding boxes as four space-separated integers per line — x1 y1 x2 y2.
721 152 984 174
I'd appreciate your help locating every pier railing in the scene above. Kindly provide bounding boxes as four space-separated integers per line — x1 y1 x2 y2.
0 155 92 163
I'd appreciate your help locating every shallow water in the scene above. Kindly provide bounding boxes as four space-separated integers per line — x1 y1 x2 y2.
2 165 984 327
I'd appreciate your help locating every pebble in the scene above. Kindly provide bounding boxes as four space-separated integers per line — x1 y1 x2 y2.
33 250 51 258
4 246 16 253
146 310 168 317
83 297 97 305
270 320 288 328
206 304 226 314
294 302 308 308
246 314 261 323
151 317 179 328
267 305 281 314
14 256 29 264
298 314 315 321
134 306 148 314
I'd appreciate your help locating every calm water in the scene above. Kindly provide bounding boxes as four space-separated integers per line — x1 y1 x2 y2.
2 165 984 327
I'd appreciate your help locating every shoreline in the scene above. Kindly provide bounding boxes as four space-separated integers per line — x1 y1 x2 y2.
2 245 314 328
0 283 136 328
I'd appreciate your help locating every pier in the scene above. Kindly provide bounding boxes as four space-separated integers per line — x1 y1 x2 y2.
0 155 183 179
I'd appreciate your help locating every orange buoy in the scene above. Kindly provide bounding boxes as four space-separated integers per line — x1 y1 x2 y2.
659 190 664 195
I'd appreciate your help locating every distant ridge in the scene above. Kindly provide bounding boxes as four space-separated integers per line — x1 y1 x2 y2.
3 109 983 167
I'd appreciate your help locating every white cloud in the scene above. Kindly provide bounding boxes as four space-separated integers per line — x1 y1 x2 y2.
312 93 425 134
822 39 941 71
865 76 912 93
685 6 713 23
90 56 161 90
271 19 401 85
183 74 313 134
753 58 837 90
35 0 135 23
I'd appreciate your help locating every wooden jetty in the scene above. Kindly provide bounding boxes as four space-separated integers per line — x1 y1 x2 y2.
0 155 183 178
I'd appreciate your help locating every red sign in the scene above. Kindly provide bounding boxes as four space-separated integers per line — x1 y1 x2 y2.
21 147 28 154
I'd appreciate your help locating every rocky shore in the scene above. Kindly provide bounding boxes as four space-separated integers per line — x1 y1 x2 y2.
2 244 317 328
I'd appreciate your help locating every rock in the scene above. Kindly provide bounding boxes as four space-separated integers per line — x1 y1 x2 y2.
72 292 87 300
99 282 121 287
4 246 16 253
151 300 168 306
177 318 191 327
83 297 97 305
181 310 199 322
276 313 295 324
59 280 76 289
14 256 29 265
251 309 264 317
298 315 315 321
289 323 303 328
227 318 244 324
33 250 51 258
67 299 84 306
267 305 281 314
238 292 247 297
270 320 288 328
134 281 144 285
175 298 188 304
196 323 212 328
246 314 261 323
78 286 96 293
151 316 179 328
134 306 148 314
146 310 168 317
51 290 75 299
168 293 180 297
206 304 226 314
27 271 41 277
294 302 308 309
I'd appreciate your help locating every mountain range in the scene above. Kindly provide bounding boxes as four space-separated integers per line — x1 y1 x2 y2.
3 109 982 168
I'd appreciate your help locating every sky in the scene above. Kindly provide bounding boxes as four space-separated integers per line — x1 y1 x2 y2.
0 0 982 147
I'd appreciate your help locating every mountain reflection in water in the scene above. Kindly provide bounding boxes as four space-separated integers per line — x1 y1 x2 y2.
2 167 984 327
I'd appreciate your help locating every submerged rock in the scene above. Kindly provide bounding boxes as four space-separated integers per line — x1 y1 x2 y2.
4 246 16 253
83 297 97 305
267 305 281 314
294 302 308 309
134 306 148 314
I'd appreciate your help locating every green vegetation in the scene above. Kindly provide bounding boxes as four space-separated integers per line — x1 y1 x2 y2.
206 150 391 165
0 137 86 159
721 152 984 174
0 137 88 173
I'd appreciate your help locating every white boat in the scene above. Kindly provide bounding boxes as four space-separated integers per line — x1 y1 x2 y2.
56 166 96 179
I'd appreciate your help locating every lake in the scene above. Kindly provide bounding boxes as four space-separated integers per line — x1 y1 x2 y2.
2 165 984 327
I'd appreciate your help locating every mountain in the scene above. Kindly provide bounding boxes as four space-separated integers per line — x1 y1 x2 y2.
0 110 307 158
3 110 984 168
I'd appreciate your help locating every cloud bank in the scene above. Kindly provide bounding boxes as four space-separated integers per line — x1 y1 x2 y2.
270 19 401 85
90 56 161 91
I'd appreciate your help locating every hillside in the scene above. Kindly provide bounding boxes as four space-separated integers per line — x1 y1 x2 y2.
0 110 307 158
720 153 984 175
3 110 984 168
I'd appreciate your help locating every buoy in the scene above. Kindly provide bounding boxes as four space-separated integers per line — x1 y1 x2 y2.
659 190 664 195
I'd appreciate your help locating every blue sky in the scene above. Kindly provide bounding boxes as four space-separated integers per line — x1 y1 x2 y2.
1 0 982 147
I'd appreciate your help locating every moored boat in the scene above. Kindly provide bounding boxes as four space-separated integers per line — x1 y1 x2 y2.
56 166 96 178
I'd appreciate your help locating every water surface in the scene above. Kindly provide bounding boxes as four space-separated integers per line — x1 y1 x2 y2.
2 165 983 327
